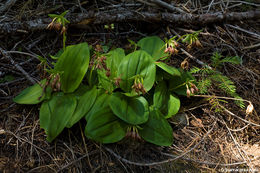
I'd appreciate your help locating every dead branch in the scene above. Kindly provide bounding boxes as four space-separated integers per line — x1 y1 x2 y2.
148 0 186 14
0 0 17 14
0 47 36 84
0 10 259 34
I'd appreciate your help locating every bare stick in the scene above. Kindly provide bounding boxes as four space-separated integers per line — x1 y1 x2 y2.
221 106 260 127
135 0 156 7
1 10 260 33
150 0 186 14
225 24 260 39
242 42 260 50
0 0 17 14
0 88 8 96
193 95 259 127
180 47 211 68
57 151 98 172
161 152 247 166
7 50 40 59
0 47 35 84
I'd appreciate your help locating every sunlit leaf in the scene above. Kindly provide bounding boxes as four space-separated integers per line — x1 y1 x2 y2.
55 43 90 93
163 94 180 119
13 79 51 104
137 36 167 60
156 62 181 77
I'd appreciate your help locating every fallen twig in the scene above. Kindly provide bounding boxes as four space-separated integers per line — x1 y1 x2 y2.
149 0 186 14
0 10 259 33
222 106 260 127
0 0 17 14
242 42 260 50
0 47 35 84
161 152 247 166
57 151 98 172
225 24 260 39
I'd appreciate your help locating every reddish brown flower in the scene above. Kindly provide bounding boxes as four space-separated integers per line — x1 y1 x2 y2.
114 77 122 87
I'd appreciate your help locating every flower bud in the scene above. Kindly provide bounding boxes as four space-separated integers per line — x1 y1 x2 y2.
190 87 195 94
95 45 103 52
114 77 121 87
60 26 66 34
95 63 102 69
164 47 169 53
187 44 192 50
138 83 142 89
186 88 191 98
106 70 111 77
173 40 179 47
47 21 54 30
246 103 254 115
195 40 202 48
181 59 189 70
56 82 61 91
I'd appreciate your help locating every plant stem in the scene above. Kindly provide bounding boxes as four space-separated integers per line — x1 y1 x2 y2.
63 32 66 50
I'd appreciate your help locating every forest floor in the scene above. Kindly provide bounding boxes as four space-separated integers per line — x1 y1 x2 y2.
0 1 260 172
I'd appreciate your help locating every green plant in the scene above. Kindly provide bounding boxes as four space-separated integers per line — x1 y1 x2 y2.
13 36 195 146
181 30 202 49
47 10 70 50
190 52 245 108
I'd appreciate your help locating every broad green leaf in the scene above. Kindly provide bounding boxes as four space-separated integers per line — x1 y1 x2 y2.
40 93 77 142
153 82 180 118
106 48 125 76
117 50 156 95
137 36 168 60
156 62 181 77
85 92 111 121
72 84 89 99
139 109 173 146
13 79 51 104
109 92 149 125
163 94 180 119
55 43 90 93
153 81 169 110
86 68 98 86
85 107 127 143
67 86 98 128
